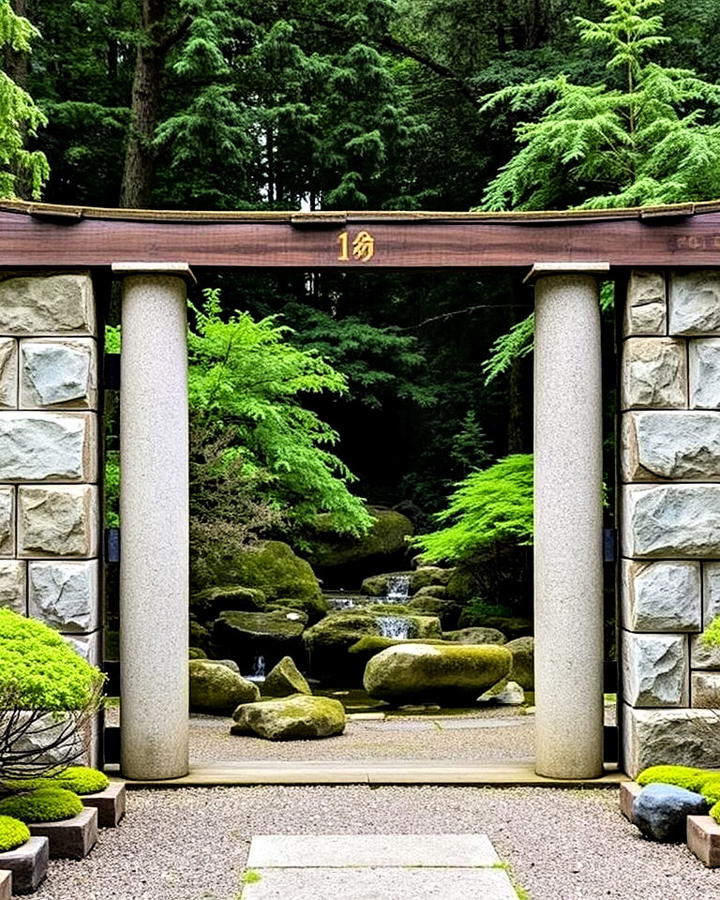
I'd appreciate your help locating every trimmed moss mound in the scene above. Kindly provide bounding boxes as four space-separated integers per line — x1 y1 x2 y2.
364 643 512 705
0 815 30 852
0 787 83 823
52 766 109 795
637 765 720 817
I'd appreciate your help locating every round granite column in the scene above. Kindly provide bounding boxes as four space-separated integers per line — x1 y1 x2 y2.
119 268 189 780
534 274 604 779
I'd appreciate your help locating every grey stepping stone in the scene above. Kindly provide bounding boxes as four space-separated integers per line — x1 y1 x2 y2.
0 869 11 900
247 834 500 868
0 837 48 894
81 781 127 827
29 806 98 859
241 867 518 899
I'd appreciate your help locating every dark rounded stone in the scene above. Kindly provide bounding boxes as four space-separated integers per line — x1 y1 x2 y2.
632 782 710 842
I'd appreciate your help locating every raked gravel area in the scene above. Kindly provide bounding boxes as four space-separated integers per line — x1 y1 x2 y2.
29 784 720 900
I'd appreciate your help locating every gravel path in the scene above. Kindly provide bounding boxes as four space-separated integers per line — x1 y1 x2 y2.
31 784 720 900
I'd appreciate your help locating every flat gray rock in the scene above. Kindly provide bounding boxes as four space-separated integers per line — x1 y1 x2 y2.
247 833 499 868
241 867 518 899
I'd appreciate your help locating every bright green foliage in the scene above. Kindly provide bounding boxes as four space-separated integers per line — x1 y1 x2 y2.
414 454 533 564
637 765 720 805
0 608 102 710
49 766 109 795
702 614 720 648
0 787 83 823
0 814 29 851
480 0 720 212
188 290 372 537
0 1 48 198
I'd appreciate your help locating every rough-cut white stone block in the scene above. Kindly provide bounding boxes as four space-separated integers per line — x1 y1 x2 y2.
0 560 25 614
691 635 720 670
0 488 13 556
20 339 97 409
690 339 720 408
622 337 687 409
28 560 98 632
622 631 688 706
622 705 720 777
622 411 720 481
703 563 720 627
625 271 666 336
692 671 720 708
0 339 17 408
63 630 101 666
670 271 720 335
18 485 98 558
623 484 720 558
0 274 94 336
0 412 96 482
622 559 701 632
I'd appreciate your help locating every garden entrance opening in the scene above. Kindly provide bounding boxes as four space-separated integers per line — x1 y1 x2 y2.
3 199 718 783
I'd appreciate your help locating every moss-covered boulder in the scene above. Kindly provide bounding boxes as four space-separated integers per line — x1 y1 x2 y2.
413 584 448 600
267 593 329 624
230 694 346 740
189 647 208 659
506 636 534 690
263 656 312 697
363 643 512 705
308 507 413 569
194 540 321 601
189 660 260 713
444 627 506 645
406 596 459 629
189 620 210 651
456 610 533 640
444 568 477 602
212 609 307 670
303 612 384 684
361 568 452 598
191 585 267 620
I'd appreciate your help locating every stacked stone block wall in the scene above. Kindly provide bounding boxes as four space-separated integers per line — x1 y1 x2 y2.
0 273 100 671
622 270 720 776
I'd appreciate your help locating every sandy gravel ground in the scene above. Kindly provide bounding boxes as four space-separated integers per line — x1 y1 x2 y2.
30 784 720 900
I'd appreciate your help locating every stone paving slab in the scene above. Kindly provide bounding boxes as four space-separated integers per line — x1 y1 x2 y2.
246 833 500 868
241 866 518 899
0 870 10 900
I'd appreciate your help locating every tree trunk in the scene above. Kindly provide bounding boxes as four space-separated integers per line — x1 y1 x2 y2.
119 0 168 208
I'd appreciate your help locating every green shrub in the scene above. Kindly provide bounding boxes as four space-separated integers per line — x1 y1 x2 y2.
0 787 83 823
0 815 30 851
637 765 720 803
0 608 103 710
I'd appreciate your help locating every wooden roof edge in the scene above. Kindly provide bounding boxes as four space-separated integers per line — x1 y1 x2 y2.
1 197 719 224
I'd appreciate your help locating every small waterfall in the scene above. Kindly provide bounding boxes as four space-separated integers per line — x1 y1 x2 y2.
246 654 266 682
377 616 414 639
386 575 411 604
328 596 358 610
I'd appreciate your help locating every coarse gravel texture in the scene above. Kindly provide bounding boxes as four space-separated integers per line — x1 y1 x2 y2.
29 784 720 900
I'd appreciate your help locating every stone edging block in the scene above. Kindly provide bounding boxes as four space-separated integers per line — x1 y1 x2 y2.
81 781 126 827
619 781 642 821
28 806 98 859
687 815 720 867
0 836 48 894
0 869 10 900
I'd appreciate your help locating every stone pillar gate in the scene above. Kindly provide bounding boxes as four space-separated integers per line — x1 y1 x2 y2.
4 263 720 780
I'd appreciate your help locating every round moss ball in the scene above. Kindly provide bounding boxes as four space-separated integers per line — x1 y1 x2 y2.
0 815 30 851
52 766 110 795
0 787 83 823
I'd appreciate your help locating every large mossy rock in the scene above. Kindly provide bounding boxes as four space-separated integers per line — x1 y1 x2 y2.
267 594 328 624
506 636 534 690
444 627 507 645
308 507 414 570
194 540 321 601
406 596 459 629
191 585 267 620
189 660 260 713
263 656 312 697
363 643 512 705
303 612 383 684
230 694 346 740
212 609 307 670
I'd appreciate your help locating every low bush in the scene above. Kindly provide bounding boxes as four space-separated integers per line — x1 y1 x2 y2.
637 764 720 819
0 814 30 851
2 766 109 797
0 787 83 823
